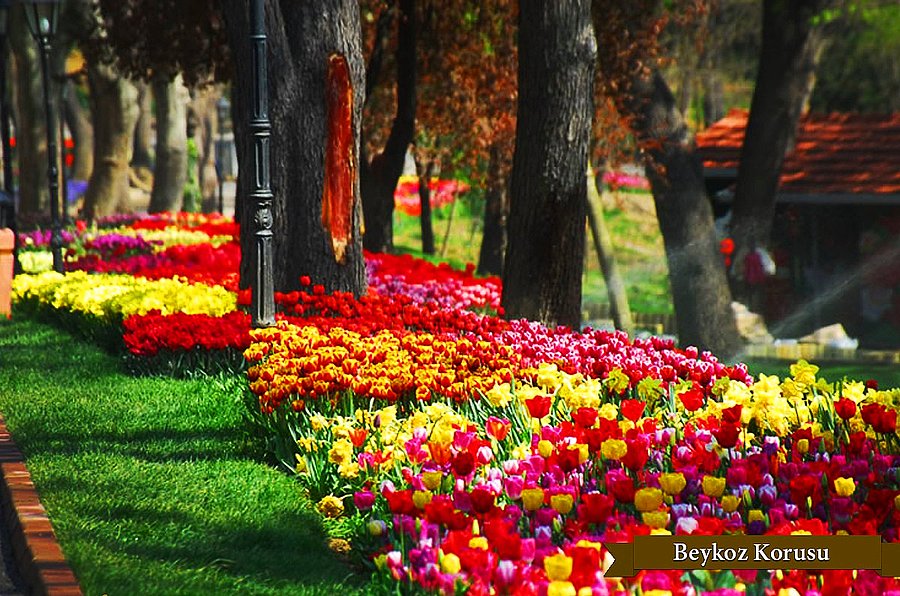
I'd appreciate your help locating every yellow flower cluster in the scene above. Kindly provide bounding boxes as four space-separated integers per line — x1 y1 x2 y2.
104 227 234 249
245 322 519 409
297 401 478 481
18 251 53 274
13 271 237 319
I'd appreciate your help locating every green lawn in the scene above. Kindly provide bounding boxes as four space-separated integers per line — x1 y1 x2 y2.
744 359 900 390
0 317 362 596
393 189 674 316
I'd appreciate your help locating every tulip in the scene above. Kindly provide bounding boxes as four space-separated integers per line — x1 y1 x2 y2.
522 488 545 512
659 473 687 496
544 553 573 581
551 493 575 515
634 488 664 513
439 552 461 575
701 476 726 499
833 477 855 497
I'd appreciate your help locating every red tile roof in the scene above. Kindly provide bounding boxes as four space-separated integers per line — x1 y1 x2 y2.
695 109 900 198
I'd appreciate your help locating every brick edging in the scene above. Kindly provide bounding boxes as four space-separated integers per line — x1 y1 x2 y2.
0 415 82 596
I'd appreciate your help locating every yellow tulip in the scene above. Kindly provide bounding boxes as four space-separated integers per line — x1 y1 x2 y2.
468 536 489 551
522 488 545 511
551 493 574 515
547 582 577 596
721 495 740 513
421 470 443 491
642 511 669 529
538 440 555 458
701 476 726 499
634 488 664 513
659 473 686 496
544 553 573 581
440 552 461 575
834 477 856 497
601 439 627 460
412 490 433 509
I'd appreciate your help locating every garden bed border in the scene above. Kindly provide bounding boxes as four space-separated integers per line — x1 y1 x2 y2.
0 414 82 596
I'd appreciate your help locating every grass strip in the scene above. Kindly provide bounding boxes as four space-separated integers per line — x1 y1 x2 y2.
0 317 362 596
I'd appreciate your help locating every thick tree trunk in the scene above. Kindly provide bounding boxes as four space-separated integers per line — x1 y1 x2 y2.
63 79 93 181
223 0 366 295
9 5 48 220
477 143 507 276
148 74 189 213
502 0 595 330
415 157 435 255
361 0 416 253
587 163 634 336
82 62 139 221
625 70 741 357
729 0 831 276
131 81 154 170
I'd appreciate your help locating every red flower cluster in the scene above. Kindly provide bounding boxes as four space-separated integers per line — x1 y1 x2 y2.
71 242 241 290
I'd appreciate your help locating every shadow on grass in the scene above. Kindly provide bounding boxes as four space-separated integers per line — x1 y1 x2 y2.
0 317 365 594
42 472 358 588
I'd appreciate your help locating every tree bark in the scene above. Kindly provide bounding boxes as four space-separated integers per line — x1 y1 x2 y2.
8 5 48 220
222 0 366 295
415 157 436 255
624 70 741 356
502 0 595 330
187 89 220 212
82 61 139 221
360 0 416 253
729 0 831 276
477 143 507 276
63 79 93 182
586 163 634 336
131 81 155 170
148 74 189 213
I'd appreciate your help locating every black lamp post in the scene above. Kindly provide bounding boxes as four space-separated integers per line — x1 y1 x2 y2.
249 0 274 327
22 0 64 273
0 0 19 274
215 95 229 216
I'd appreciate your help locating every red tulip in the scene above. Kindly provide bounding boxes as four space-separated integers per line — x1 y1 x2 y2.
485 416 511 441
679 388 705 412
525 396 552 419
620 399 646 422
834 398 857 421
571 407 598 428
721 404 743 424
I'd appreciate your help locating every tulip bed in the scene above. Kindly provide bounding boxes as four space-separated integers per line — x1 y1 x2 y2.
12 214 900 595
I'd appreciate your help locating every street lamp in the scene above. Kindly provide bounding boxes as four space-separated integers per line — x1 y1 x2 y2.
0 0 19 274
215 95 229 216
22 0 64 273
248 0 274 327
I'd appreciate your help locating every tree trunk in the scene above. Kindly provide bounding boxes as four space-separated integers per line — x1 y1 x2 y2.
623 70 741 357
223 0 366 295
147 74 189 213
729 0 831 277
132 81 154 170
9 5 48 221
82 61 139 221
477 143 507 276
502 0 595 330
701 70 725 128
360 0 416 253
63 79 93 181
187 89 220 212
586 163 634 336
415 157 436 255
